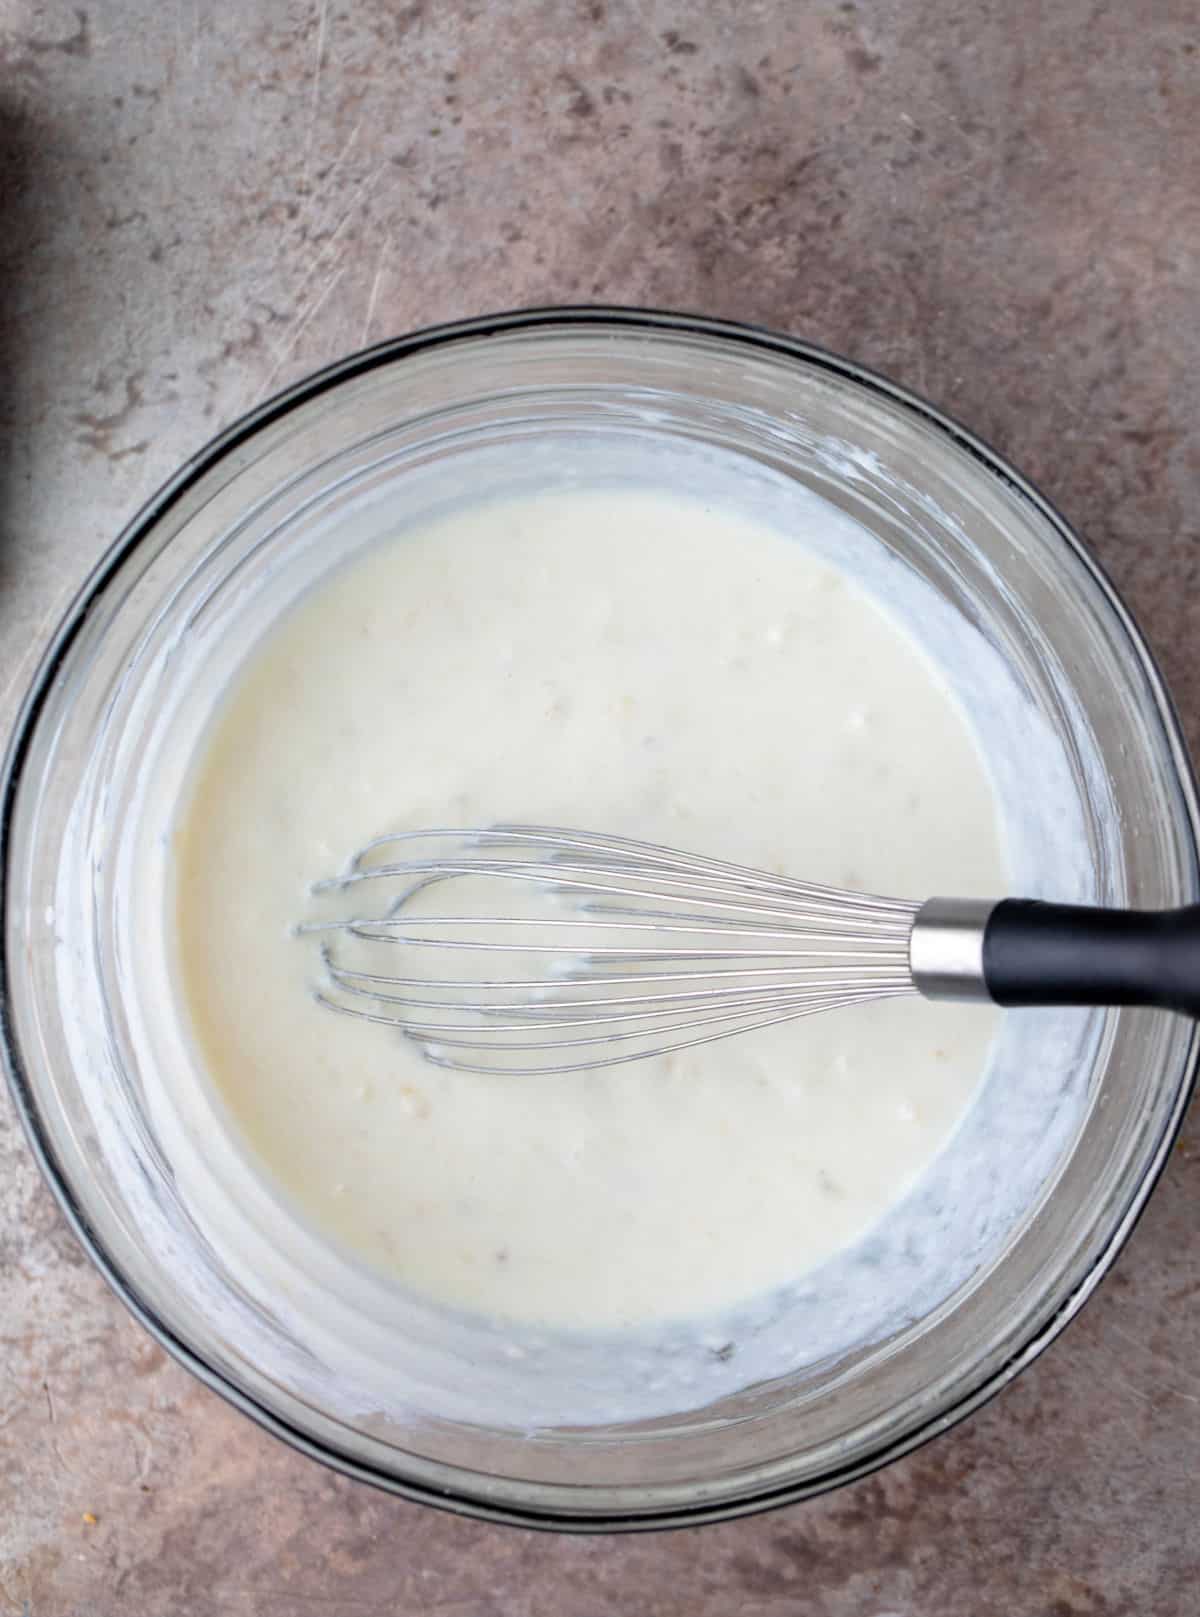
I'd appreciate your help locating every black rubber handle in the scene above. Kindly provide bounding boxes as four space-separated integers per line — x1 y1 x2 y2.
982 900 1200 1016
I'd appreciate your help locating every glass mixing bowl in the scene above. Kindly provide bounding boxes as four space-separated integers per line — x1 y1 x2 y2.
3 309 1197 1529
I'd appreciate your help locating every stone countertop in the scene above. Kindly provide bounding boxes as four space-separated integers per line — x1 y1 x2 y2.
1 2 1198 1611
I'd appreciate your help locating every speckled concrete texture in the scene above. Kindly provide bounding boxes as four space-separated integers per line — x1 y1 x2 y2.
1 0 1198 1611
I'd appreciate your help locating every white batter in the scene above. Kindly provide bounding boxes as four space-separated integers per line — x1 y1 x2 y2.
173 484 1006 1333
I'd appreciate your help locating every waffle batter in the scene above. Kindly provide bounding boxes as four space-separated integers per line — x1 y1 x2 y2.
173 483 1006 1331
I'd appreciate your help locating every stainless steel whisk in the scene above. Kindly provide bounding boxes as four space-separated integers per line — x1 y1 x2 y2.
302 825 1200 1075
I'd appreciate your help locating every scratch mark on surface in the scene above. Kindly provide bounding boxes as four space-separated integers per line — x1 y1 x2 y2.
1105 1320 1200 1404
586 214 633 291
1107 1320 1143 1352
287 160 385 320
309 111 364 215
302 0 332 193
43 1378 73 1475
125 1422 153 1486
253 263 348 404
360 234 390 349
1104 1362 1153 1406
242 155 382 409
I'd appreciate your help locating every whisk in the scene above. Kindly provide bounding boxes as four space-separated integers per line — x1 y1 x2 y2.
302 825 1200 1075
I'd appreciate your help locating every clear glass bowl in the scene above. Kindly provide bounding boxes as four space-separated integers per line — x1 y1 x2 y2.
3 309 1197 1529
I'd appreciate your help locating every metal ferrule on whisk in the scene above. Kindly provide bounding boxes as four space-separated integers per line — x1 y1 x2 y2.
908 898 995 1003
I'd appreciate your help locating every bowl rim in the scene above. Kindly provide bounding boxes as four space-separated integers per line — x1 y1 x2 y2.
3 303 1198 1531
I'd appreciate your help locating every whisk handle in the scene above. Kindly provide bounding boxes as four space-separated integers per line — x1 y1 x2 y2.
983 900 1200 1017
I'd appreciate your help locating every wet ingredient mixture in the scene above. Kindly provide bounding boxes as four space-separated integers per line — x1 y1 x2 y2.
173 483 1005 1332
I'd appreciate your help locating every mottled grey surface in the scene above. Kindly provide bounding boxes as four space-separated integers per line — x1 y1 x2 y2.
1 0 1199 1612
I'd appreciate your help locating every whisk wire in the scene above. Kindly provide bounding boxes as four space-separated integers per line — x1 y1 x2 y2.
303 826 921 1074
